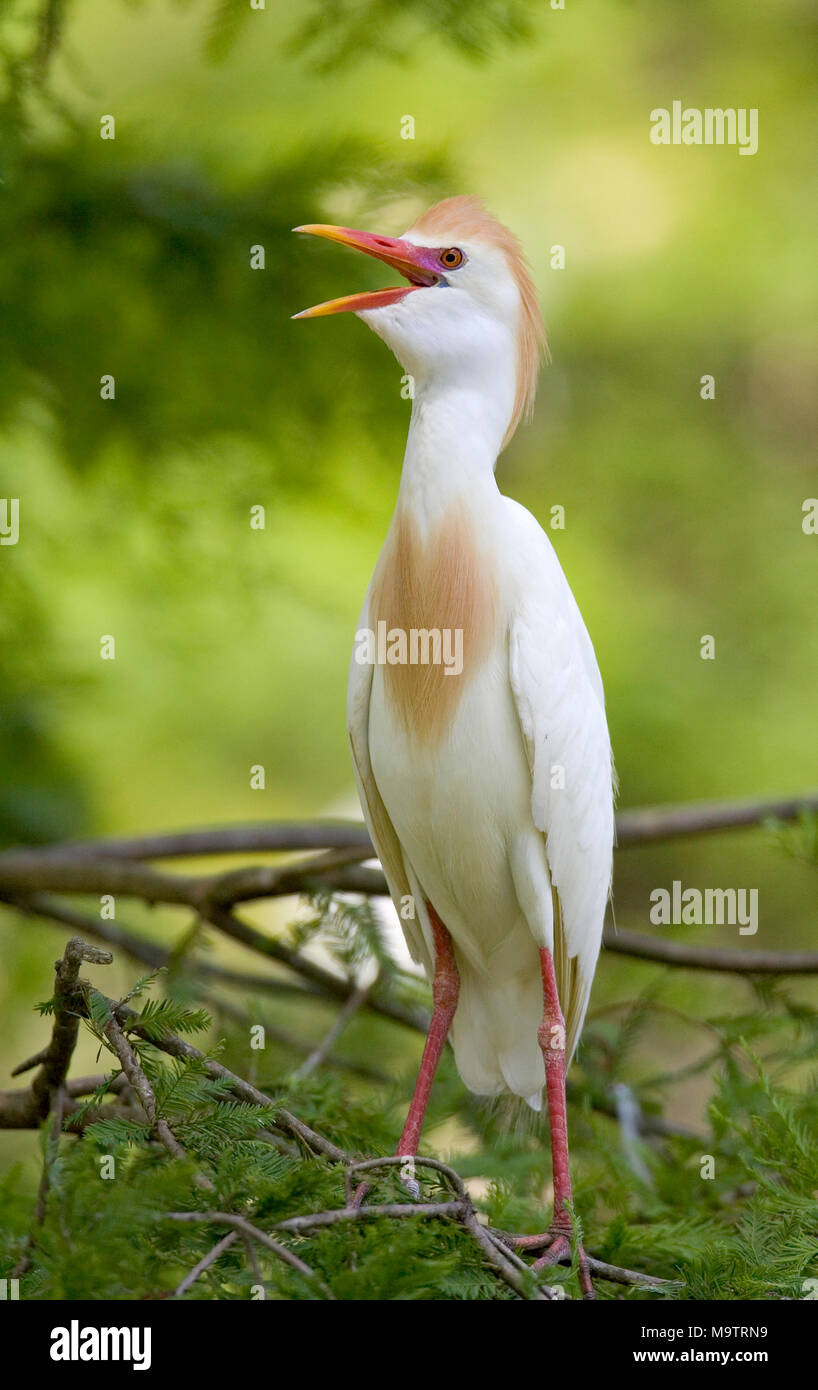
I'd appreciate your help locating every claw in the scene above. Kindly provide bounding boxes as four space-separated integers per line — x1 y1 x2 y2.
532 1234 572 1270
532 1235 596 1299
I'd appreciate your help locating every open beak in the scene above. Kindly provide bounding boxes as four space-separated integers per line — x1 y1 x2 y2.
292 224 438 319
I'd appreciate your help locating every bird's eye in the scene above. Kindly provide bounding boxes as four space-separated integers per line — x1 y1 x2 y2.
440 247 464 269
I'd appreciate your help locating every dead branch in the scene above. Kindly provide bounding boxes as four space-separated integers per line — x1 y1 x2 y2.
26 790 817 860
10 938 113 1273
2 893 428 1032
173 1231 238 1298
0 938 116 1133
98 1005 213 1190
163 1211 333 1298
1 791 816 978
615 791 818 845
30 937 113 1114
202 902 427 1029
604 927 818 974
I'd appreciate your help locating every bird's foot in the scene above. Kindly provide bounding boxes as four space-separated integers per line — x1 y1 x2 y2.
349 1180 370 1210
348 1160 419 1210
395 1152 421 1200
501 1229 557 1253
532 1234 596 1300
497 1223 596 1300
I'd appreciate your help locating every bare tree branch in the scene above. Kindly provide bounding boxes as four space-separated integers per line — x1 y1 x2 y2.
3 855 817 977
273 1200 465 1232
0 847 367 908
26 790 816 861
602 926 818 974
3 892 344 1005
615 791 818 846
0 1084 136 1132
48 821 375 862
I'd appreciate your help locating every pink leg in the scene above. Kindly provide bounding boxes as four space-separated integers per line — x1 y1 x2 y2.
396 903 460 1159
534 946 595 1299
352 903 459 1207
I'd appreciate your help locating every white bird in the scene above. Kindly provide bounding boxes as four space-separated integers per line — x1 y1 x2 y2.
294 197 615 1296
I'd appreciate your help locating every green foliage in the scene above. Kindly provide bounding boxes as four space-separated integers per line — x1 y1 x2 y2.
294 891 397 980
0 0 816 1303
285 0 534 71
1 0 816 853
3 940 818 1300
765 812 818 874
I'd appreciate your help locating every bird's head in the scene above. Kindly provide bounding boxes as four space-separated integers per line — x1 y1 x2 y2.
293 196 546 447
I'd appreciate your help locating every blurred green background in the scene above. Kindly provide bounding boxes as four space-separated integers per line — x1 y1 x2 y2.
0 1 816 1143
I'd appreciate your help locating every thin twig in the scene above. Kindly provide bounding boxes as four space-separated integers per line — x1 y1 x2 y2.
173 1231 238 1298
272 1200 464 1233
242 1233 265 1291
344 1154 468 1205
180 983 389 1083
272 1197 556 1299
461 1205 555 1300
10 938 114 1275
163 1212 333 1298
294 980 374 1078
12 1086 67 1278
99 1001 214 1191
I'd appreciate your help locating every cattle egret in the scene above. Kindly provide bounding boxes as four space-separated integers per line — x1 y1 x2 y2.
294 198 615 1297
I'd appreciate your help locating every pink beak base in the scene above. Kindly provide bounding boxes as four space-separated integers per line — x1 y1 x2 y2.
292 224 438 318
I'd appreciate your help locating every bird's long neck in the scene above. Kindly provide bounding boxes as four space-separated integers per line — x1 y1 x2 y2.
372 376 504 741
396 378 507 534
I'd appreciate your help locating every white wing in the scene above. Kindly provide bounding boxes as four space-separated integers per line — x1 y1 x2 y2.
505 498 615 1059
346 595 431 972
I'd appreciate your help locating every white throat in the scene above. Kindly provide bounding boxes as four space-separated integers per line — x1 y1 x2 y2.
396 373 512 532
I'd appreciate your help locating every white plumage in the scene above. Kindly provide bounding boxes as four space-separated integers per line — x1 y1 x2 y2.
349 487 614 1109
298 195 614 1112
